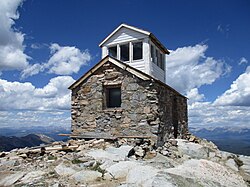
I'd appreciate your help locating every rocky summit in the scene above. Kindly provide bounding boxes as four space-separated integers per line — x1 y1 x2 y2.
0 136 249 187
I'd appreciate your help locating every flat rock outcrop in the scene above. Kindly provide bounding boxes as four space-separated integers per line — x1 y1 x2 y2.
0 136 249 187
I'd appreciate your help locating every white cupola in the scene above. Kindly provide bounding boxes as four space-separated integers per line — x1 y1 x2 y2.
99 23 170 83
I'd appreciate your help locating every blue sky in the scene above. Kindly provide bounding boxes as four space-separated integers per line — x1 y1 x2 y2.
0 0 250 129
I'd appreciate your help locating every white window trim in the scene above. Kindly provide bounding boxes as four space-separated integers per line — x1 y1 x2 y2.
150 42 165 70
108 45 118 59
129 42 133 63
132 40 143 62
117 44 120 60
107 40 144 63
120 43 130 62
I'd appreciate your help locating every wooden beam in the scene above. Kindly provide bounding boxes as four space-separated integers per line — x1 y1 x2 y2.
117 135 154 139
67 133 155 140
29 145 79 153
70 135 117 140
58 133 72 136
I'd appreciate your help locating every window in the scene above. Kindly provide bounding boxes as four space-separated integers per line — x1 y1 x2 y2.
120 43 129 61
159 53 164 70
133 42 142 60
106 87 121 108
108 46 117 58
108 41 143 62
151 44 165 70
155 49 160 66
151 45 155 63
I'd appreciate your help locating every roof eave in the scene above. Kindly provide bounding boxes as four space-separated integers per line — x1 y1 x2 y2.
68 55 186 99
68 56 110 90
149 34 170 54
99 24 170 55
99 23 150 47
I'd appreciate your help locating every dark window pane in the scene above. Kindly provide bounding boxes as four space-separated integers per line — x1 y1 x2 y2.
108 46 117 58
156 49 160 66
107 87 121 108
133 42 142 60
120 43 129 61
160 53 164 70
151 45 155 63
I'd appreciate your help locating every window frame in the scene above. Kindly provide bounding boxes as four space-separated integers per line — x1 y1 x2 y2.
108 45 118 59
104 85 122 109
120 43 130 62
132 41 143 61
107 40 144 62
151 44 156 64
159 53 165 70
151 43 165 70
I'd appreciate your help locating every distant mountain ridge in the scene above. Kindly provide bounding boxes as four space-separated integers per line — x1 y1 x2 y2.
0 134 54 151
190 127 250 156
0 125 70 141
1 125 249 155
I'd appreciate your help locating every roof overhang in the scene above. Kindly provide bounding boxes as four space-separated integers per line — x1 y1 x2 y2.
99 23 170 54
68 56 150 90
68 56 185 99
99 23 150 47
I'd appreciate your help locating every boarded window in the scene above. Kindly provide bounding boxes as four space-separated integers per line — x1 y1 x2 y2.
106 87 121 108
133 42 143 60
120 43 129 61
108 46 117 58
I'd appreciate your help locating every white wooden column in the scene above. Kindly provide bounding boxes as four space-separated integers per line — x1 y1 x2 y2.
102 46 108 58
129 42 133 63
143 38 150 75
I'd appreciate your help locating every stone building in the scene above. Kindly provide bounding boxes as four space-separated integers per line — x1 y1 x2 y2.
69 24 188 146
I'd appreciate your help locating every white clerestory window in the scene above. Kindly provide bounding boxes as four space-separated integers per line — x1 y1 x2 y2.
108 41 143 62
150 44 164 70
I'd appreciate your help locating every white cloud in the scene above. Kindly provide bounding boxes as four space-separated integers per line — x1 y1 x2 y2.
239 57 248 65
166 44 249 129
45 43 91 75
0 0 30 72
20 63 44 79
0 1 90 78
166 44 231 95
217 25 223 33
217 24 230 34
0 110 71 128
189 101 250 128
214 66 250 106
0 76 75 111
30 43 48 49
21 43 91 78
186 88 204 104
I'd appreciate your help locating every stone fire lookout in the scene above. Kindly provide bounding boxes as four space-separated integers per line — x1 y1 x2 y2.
69 24 188 146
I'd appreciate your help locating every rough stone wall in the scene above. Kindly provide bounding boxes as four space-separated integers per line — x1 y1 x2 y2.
154 84 188 146
175 96 188 138
71 61 188 144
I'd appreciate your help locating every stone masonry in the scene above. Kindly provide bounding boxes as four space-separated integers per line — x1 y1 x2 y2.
70 59 188 146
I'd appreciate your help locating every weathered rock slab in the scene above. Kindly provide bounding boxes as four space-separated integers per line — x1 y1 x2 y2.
71 170 102 182
177 139 209 159
106 161 139 179
87 145 133 161
0 171 25 186
54 163 77 176
126 165 159 186
20 170 45 184
225 158 239 171
166 159 247 187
